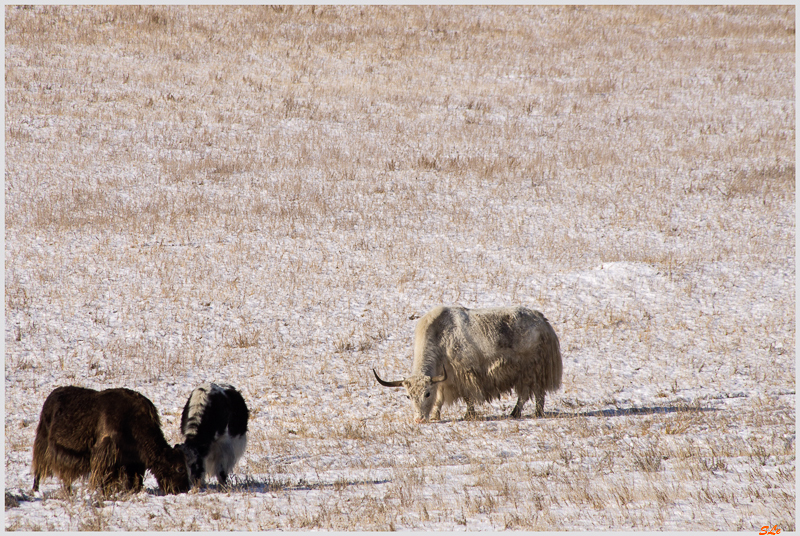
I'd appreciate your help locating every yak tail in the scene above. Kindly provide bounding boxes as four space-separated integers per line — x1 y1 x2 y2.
31 428 50 491
540 320 563 392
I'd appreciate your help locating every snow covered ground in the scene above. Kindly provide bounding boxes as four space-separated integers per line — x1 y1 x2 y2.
5 6 795 530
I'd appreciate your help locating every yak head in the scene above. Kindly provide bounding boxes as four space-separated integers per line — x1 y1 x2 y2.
175 443 204 488
155 446 192 494
373 368 446 423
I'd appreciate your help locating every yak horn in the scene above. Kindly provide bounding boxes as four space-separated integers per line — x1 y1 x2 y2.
430 368 447 384
373 368 404 388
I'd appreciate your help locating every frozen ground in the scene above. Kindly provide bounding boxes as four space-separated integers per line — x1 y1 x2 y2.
4 6 795 531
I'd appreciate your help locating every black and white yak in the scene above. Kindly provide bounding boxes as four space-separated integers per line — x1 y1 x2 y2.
31 386 191 495
374 306 563 422
178 383 249 487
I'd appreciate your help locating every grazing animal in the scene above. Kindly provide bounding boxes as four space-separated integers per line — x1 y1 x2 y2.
374 306 562 422
179 383 249 487
31 386 191 495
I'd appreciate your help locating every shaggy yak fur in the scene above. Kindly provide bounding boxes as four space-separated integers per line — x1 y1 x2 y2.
31 386 191 495
374 306 562 422
179 383 249 487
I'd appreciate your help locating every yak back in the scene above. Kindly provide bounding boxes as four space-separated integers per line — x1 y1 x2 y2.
180 384 249 451
412 306 562 403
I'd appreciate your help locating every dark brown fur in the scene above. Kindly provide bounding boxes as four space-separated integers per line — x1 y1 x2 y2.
32 386 190 495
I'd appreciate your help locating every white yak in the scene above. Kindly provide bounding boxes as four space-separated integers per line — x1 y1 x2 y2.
374 306 562 422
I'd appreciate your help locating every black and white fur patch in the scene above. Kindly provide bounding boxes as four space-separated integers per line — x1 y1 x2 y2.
179 383 248 487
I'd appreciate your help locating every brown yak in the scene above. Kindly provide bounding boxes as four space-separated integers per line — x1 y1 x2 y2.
32 386 190 495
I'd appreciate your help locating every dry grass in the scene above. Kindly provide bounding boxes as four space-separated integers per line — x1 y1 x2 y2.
5 5 795 531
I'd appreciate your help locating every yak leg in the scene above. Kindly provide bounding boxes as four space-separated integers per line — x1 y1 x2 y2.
511 386 533 419
47 441 90 494
430 390 445 421
463 398 478 420
512 387 545 418
119 462 145 492
32 462 47 493
510 398 525 419
90 436 119 493
533 390 546 418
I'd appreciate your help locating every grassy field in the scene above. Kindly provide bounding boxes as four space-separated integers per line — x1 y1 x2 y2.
4 5 795 530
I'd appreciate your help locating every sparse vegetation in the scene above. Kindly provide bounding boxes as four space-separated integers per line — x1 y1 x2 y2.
5 5 795 531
